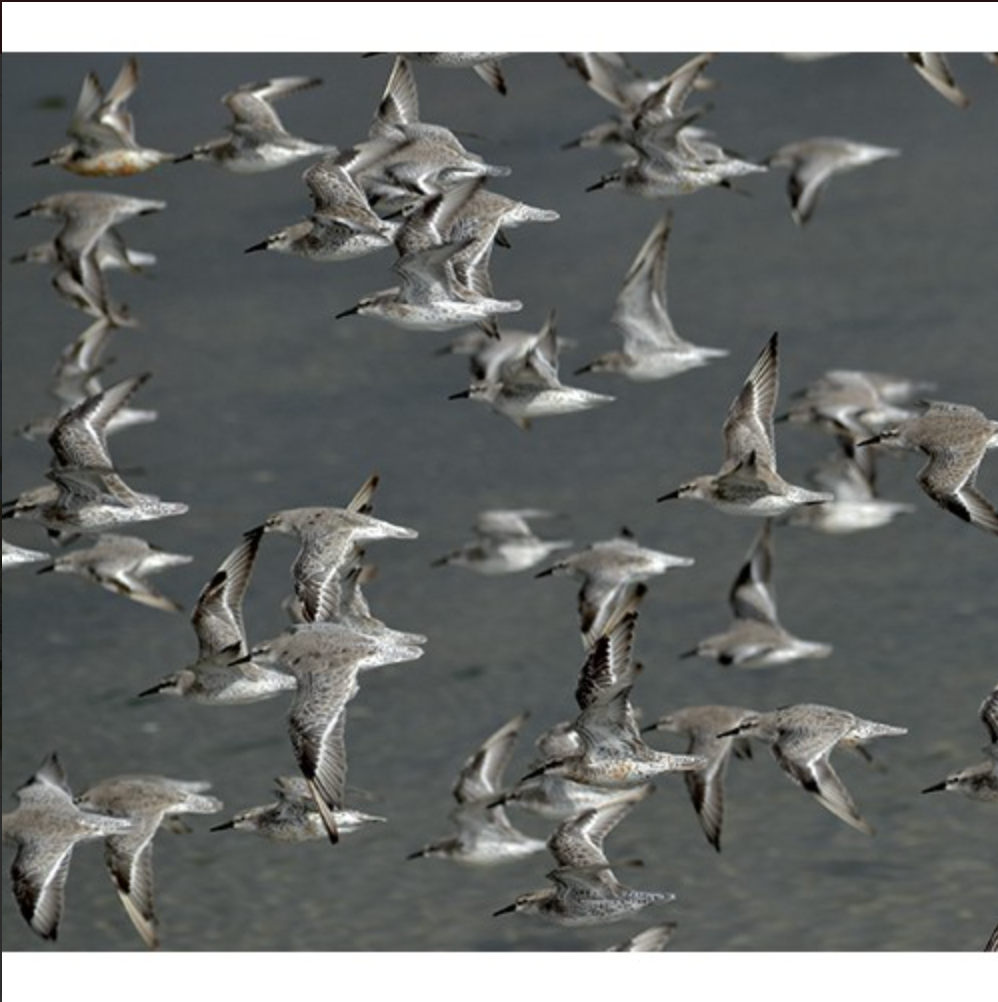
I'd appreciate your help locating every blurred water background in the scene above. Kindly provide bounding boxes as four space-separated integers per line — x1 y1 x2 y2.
2 35 995 970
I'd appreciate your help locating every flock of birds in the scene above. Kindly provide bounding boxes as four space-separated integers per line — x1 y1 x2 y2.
2 51 996 953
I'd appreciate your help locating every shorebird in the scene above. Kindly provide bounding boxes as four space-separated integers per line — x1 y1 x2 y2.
407 712 547 866
254 473 418 625
451 310 613 429
37 533 192 612
583 53 766 199
211 776 385 842
642 704 756 851
922 685 998 803
765 136 900 225
335 181 522 337
15 318 157 444
2 538 51 571
680 519 833 668
14 191 166 323
778 440 916 535
432 508 571 575
658 332 833 516
2 752 134 942
606 922 678 951
394 53 514 95
342 58 511 211
138 528 298 705
905 53 970 108
2 373 188 536
575 213 728 381
244 157 397 261
33 57 173 176
74 774 223 949
177 76 337 171
518 608 706 789
857 400 998 536
536 530 693 644
717 703 908 834
778 367 933 441
237 621 424 842
492 785 671 926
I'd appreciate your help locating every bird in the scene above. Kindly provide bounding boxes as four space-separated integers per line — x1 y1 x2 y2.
680 519 833 668
717 703 908 834
74 774 223 948
857 400 998 536
778 440 916 535
176 76 337 171
36 533 192 612
237 620 425 842
765 137 900 224
14 191 166 324
574 213 728 381
244 157 397 261
492 785 671 926
432 508 572 575
905 53 970 108
3 538 51 571
450 310 614 429
536 530 693 645
518 607 707 789
2 373 188 536
583 53 766 199
605 922 678 951
642 704 756 851
2 752 134 942
407 712 547 866
33 57 173 175
335 180 522 337
393 52 514 95
658 332 834 515
138 528 298 705
921 685 998 803
254 473 418 625
210 776 385 843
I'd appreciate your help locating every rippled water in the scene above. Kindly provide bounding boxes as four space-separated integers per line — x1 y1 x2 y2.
2 51 996 958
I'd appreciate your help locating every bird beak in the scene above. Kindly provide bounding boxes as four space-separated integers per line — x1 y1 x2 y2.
854 436 880 448
657 489 681 502
244 240 269 254
334 305 360 319
492 903 517 917
209 820 236 832
448 390 470 400
920 781 946 794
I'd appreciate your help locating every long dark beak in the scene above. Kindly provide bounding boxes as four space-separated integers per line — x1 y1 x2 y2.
14 207 35 218
228 653 255 666
854 436 880 448
35 564 56 575
585 178 608 192
448 389 470 400
31 156 52 167
715 727 741 739
209 820 236 832
921 781 946 794
534 566 555 578
657 489 681 502
519 764 548 783
137 681 169 698
492 903 516 917
244 240 269 254
678 647 699 659
334 305 360 319
172 152 195 163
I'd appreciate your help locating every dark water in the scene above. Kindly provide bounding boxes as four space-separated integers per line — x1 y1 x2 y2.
2 52 996 961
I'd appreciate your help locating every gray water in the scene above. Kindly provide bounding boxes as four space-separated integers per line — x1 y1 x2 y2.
2 52 996 954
